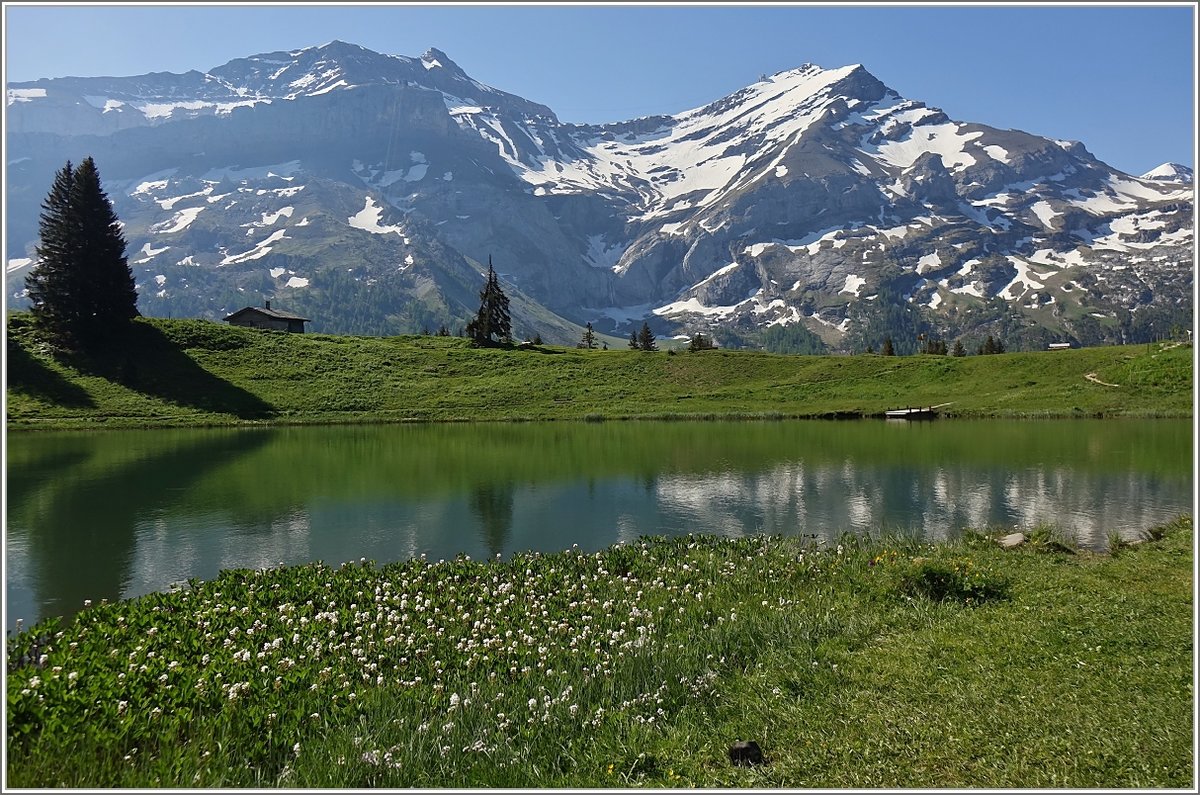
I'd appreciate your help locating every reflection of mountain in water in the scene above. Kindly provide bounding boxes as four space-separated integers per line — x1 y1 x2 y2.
7 420 1191 630
653 462 1190 550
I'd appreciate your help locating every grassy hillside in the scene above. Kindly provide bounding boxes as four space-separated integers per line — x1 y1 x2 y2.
5 314 1192 429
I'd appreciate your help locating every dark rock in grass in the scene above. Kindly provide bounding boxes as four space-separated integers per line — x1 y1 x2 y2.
728 740 765 766
998 532 1026 549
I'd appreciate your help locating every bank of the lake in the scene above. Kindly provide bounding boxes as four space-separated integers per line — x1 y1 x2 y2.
5 517 1192 788
6 314 1192 430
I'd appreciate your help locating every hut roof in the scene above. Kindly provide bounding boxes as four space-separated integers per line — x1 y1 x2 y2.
224 306 310 322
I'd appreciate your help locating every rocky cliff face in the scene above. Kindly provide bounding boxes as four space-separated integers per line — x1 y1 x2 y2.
6 42 1193 349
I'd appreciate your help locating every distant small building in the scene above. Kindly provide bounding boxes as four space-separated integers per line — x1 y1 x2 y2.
224 300 310 333
1047 342 1072 351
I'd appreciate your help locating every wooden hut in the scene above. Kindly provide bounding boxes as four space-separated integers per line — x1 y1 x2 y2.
223 300 309 333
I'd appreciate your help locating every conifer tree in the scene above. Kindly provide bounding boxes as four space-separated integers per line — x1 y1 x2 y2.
26 157 137 349
580 322 597 349
881 337 895 356
951 339 966 357
466 256 512 346
977 335 1005 355
26 160 77 340
637 321 658 352
629 330 640 350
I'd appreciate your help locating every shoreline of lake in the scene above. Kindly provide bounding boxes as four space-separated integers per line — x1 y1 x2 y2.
8 404 1195 433
6 516 1192 788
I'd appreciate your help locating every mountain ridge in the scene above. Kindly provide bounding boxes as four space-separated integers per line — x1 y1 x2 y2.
5 42 1193 350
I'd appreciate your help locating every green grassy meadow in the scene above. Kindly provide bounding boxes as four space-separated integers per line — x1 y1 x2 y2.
5 314 1193 429
6 314 1194 786
5 517 1192 788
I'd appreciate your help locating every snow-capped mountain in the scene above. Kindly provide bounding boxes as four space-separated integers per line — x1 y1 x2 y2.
6 42 1193 349
1141 163 1193 184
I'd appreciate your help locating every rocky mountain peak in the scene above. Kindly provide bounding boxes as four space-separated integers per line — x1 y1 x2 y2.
420 48 460 72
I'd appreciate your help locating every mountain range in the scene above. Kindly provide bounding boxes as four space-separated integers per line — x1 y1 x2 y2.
5 41 1194 351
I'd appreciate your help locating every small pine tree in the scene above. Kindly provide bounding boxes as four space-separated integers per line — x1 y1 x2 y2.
688 333 715 351
881 337 895 356
920 337 948 355
629 330 640 350
951 339 966 357
532 333 543 345
581 322 597 349
27 157 138 349
637 322 658 352
437 324 450 337
467 256 512 346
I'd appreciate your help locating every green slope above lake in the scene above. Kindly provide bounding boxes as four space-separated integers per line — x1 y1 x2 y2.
5 314 1193 429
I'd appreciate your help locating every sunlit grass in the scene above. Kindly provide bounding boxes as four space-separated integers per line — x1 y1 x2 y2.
7 517 1192 787
6 314 1192 430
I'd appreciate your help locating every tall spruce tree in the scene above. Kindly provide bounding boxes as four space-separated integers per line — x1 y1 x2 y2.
27 157 137 349
466 256 512 346
26 160 78 341
628 330 640 350
580 322 597 349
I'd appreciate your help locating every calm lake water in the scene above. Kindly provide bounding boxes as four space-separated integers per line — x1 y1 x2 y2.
5 419 1193 630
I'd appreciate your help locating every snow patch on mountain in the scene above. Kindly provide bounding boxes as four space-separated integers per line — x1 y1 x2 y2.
998 258 1054 300
7 88 46 103
153 206 205 234
916 252 941 274
1029 201 1060 229
254 206 295 227
133 242 170 263
869 119 983 170
221 228 288 265
584 235 626 270
840 274 867 296
348 196 405 236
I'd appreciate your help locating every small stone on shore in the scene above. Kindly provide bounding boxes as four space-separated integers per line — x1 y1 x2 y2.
998 532 1026 549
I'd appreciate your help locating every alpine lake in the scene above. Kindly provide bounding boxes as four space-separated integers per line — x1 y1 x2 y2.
5 417 1192 631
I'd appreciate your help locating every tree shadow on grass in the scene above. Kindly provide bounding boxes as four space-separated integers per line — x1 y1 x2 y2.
69 321 276 420
518 344 566 355
6 334 97 408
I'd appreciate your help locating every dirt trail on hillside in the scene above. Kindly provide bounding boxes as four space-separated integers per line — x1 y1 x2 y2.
1085 372 1120 387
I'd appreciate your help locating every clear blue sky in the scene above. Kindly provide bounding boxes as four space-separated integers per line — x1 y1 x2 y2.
3 3 1195 176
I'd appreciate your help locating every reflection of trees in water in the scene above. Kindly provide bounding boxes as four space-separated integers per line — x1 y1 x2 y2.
470 483 515 558
9 430 273 625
